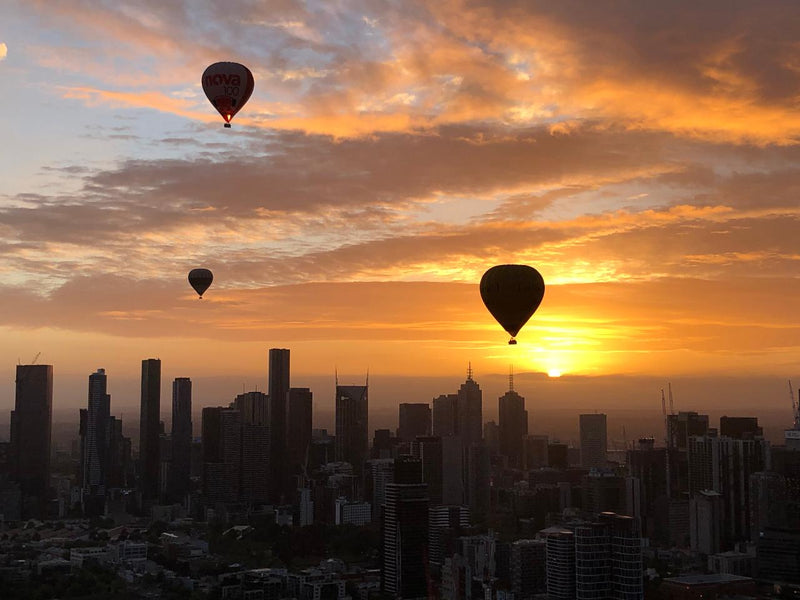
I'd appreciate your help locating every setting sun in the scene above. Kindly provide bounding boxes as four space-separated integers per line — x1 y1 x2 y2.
547 369 562 378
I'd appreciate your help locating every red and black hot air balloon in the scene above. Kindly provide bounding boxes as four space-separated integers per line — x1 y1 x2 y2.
480 264 545 344
202 62 254 128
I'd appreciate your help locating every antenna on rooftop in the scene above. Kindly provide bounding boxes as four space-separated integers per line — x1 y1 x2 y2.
509 365 514 392
467 362 473 381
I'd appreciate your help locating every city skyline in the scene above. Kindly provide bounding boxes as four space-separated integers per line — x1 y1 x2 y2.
0 2 798 387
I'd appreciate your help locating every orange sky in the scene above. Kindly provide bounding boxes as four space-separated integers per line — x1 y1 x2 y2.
0 1 798 415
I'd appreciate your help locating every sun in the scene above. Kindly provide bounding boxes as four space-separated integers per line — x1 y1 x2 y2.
547 368 562 378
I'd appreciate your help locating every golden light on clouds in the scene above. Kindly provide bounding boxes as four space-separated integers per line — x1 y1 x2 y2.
0 43 7 61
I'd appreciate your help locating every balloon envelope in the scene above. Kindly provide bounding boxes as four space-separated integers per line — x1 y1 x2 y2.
188 268 213 298
202 62 254 126
479 265 545 344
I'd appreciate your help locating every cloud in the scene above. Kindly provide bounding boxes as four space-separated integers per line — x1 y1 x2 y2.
0 42 6 61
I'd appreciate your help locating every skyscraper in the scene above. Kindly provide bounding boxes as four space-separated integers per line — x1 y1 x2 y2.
82 369 110 514
499 385 528 468
268 348 290 501
139 358 161 503
397 403 431 442
202 406 242 505
288 387 313 480
457 367 482 449
335 380 369 476
412 436 443 505
232 391 270 504
432 394 457 437
382 456 430 599
10 364 53 512
170 377 192 501
580 413 608 469
544 528 575 600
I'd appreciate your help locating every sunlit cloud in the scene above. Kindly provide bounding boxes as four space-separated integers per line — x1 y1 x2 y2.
0 43 7 61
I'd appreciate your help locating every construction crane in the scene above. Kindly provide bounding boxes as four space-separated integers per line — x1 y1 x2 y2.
790 380 799 430
661 388 671 499
668 382 675 415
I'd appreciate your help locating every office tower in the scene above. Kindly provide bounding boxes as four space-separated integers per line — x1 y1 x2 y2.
457 366 482 449
548 441 569 469
580 413 608 469
544 528 575 600
412 436 443 505
582 472 627 515
369 458 395 513
335 380 369 476
523 435 549 470
10 364 53 511
428 505 470 566
288 387 313 478
689 490 722 554
720 416 763 440
756 528 800 584
466 442 490 520
432 394 458 437
441 436 465 505
499 385 528 468
574 513 643 600
371 428 395 459
268 348 290 501
234 390 268 425
382 456 429 599
627 438 668 542
82 369 111 514
667 411 709 451
688 433 770 546
139 358 161 503
240 420 269 504
510 539 546 598
170 377 192 501
484 420 500 456
107 416 130 489
397 403 431 442
201 407 242 505
749 471 787 540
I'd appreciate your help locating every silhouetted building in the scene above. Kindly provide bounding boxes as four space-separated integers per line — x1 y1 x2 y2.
82 369 111 514
268 348 290 501
466 443 490 520
499 387 528 469
335 380 369 476
412 436 443 505
107 416 130 489
231 390 270 503
234 390 268 425
580 413 607 469
523 435 549 470
170 377 192 502
690 490 723 555
510 539 546 598
139 358 161 504
484 420 500 456
288 387 313 480
749 471 787 540
457 367 482 449
688 433 770 546
543 528 575 600
548 442 569 470
756 527 800 584
382 456 429 599
11 363 53 514
429 504 470 566
371 428 396 459
432 394 457 437
202 407 241 505
667 411 709 452
720 416 762 440
398 403 431 442
442 436 465 505
627 438 668 542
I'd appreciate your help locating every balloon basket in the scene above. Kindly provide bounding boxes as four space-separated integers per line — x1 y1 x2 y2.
224 123 231 128
508 338 517 345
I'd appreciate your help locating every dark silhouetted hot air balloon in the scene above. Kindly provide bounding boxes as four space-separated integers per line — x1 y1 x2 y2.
480 264 545 345
188 268 213 299
202 62 254 128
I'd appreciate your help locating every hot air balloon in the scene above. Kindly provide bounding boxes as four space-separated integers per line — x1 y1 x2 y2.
479 264 545 345
202 62 254 128
188 268 213 299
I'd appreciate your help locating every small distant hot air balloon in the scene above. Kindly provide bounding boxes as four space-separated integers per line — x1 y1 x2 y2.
202 62 254 128
188 268 213 299
480 264 545 345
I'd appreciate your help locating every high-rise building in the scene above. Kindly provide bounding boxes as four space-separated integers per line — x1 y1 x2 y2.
139 358 161 503
10 364 53 513
432 394 457 437
412 436 443 505
107 416 131 489
82 369 111 514
240 421 269 504
201 407 242 505
397 403 431 442
499 386 528 468
720 416 763 440
268 348 290 501
442 436 465 505
523 435 549 470
510 539 546 598
667 411 709 451
543 528 575 600
170 377 192 501
382 456 429 599
688 433 771 546
580 413 608 470
457 367 482 449
627 438 669 542
749 471 788 541
335 381 369 476
466 443 491 520
288 387 313 479
428 505 470 566
689 490 722 555
234 390 268 426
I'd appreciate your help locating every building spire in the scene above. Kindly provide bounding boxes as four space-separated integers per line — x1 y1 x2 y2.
509 365 514 392
467 362 473 381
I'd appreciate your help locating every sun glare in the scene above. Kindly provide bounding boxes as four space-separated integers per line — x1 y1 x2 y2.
547 368 562 378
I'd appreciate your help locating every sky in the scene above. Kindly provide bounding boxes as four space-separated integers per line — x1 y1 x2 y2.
0 1 798 430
